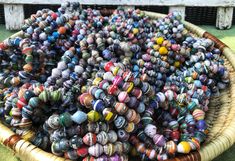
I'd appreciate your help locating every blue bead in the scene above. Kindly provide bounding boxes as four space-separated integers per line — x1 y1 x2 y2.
92 99 105 112
52 32 59 39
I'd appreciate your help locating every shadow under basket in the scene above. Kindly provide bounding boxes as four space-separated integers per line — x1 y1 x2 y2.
1 11 235 161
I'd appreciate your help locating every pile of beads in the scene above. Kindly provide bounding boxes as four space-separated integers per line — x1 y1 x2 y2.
0 2 229 161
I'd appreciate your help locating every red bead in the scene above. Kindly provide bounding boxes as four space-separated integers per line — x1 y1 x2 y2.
104 61 114 72
16 97 27 109
77 146 88 157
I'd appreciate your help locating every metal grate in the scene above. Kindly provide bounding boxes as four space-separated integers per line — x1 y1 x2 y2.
0 4 5 24
186 7 217 25
24 4 60 19
137 6 169 14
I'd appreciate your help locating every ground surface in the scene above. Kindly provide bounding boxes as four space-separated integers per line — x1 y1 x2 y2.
0 25 234 161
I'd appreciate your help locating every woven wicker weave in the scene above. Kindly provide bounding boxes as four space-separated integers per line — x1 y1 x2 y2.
0 10 235 161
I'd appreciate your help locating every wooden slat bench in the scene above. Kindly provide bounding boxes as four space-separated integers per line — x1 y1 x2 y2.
0 0 234 30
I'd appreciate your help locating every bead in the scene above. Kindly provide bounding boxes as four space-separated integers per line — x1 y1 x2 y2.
83 132 97 146
192 109 205 120
177 141 191 153
71 110 87 124
144 124 157 138
59 112 72 127
153 134 165 147
88 143 103 157
87 110 100 122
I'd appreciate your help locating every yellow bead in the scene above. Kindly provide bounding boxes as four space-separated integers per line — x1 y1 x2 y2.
153 45 160 51
177 141 191 153
93 77 102 86
127 82 134 93
132 28 139 35
174 61 181 68
87 110 100 122
159 46 168 55
156 37 164 45
81 86 88 93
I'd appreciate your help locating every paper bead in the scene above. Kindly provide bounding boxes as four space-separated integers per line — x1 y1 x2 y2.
87 110 100 122
192 109 205 120
71 110 87 124
153 134 165 147
88 143 104 157
177 141 191 153
144 124 157 138
83 132 97 146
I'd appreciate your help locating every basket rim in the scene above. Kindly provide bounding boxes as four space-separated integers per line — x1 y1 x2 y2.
0 10 235 161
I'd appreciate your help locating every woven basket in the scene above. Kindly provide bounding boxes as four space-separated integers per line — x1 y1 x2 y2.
1 10 235 161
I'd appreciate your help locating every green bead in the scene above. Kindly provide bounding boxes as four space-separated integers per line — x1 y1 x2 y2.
25 55 33 64
87 110 100 122
51 90 62 102
59 112 73 127
39 90 50 103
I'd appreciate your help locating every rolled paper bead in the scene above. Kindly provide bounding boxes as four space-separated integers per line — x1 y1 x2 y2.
77 146 88 157
187 101 197 111
69 135 83 149
47 114 60 129
168 120 179 131
23 90 35 101
87 110 100 122
103 143 115 156
59 138 70 152
185 114 195 125
102 108 116 122
114 116 127 129
22 105 33 119
114 102 128 115
23 64 33 72
141 115 153 126
156 92 166 103
83 132 97 146
71 110 87 124
58 26 67 34
88 143 104 157
157 153 168 161
194 131 207 143
137 102 145 113
38 90 50 103
125 122 136 133
115 141 124 154
11 77 20 86
92 99 105 112
108 84 119 95
112 75 124 86
108 130 118 143
196 120 207 131
153 134 165 147
65 150 78 160
51 141 63 156
144 124 157 138
79 93 93 108
59 112 73 127
118 91 130 103
104 61 114 72
97 131 109 145
51 68 62 78
136 143 146 153
127 97 139 108
125 109 137 122
188 138 200 150
82 156 96 161
74 65 84 74
117 129 130 141
145 149 157 160
177 141 191 153
159 46 168 55
170 130 180 142
192 109 205 120
87 122 100 133
166 141 177 155
16 97 27 109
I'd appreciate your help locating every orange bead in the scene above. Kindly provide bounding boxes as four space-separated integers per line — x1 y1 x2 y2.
23 64 33 72
58 27 67 34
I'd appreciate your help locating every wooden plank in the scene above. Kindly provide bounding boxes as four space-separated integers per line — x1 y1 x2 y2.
4 4 24 30
169 6 185 20
0 0 234 7
216 7 234 29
